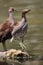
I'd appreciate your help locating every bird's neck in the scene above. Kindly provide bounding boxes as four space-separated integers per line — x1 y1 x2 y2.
8 13 14 20
8 12 14 26
22 13 27 22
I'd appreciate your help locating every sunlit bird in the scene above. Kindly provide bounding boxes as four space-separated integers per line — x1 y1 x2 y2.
0 7 17 51
10 9 31 50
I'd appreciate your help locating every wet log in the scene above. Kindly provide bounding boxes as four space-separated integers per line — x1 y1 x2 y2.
0 49 29 64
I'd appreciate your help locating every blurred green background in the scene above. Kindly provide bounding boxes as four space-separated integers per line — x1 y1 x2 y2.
0 0 43 64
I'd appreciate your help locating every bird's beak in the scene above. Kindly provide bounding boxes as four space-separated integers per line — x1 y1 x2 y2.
25 9 31 13
22 9 31 14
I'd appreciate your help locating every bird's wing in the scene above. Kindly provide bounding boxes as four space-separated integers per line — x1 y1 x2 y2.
12 18 25 35
1 28 10 40
22 23 28 30
0 19 12 31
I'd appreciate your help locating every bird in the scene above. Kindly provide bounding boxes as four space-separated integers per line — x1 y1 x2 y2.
10 9 31 50
0 7 17 51
0 8 31 51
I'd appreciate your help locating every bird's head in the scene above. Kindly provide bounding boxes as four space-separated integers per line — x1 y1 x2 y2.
8 7 17 13
22 9 31 14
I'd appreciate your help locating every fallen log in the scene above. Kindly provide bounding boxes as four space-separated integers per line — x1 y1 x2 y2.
0 49 29 64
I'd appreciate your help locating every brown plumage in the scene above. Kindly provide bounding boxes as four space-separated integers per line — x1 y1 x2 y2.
0 7 17 51
0 8 31 51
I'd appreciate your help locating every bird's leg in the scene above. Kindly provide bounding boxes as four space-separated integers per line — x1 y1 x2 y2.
19 37 26 51
22 37 26 50
2 42 7 51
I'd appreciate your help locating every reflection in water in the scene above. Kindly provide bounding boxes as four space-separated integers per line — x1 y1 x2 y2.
23 61 43 65
0 60 43 65
8 60 43 65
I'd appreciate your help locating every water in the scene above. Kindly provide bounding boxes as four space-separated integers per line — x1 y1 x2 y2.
0 0 43 65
